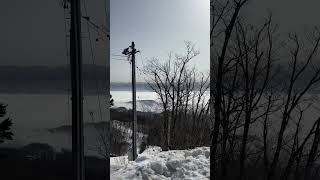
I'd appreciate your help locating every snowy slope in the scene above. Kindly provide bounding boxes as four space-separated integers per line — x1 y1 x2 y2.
110 146 210 180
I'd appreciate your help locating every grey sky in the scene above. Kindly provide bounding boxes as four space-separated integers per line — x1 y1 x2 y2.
1 0 319 83
0 0 108 67
244 0 320 33
0 0 66 66
110 0 320 82
110 0 210 82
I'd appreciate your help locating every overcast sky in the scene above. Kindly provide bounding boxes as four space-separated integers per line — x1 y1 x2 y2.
0 0 108 67
1 0 319 83
110 0 320 82
110 0 210 82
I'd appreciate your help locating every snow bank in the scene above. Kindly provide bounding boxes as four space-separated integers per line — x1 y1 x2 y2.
110 146 210 180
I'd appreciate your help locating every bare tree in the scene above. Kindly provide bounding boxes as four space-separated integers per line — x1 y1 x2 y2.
268 28 320 180
210 1 320 180
143 42 210 150
89 111 129 159
231 15 279 180
304 117 320 180
210 0 249 179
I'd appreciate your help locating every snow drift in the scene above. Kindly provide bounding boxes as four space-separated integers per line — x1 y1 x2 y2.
110 146 210 179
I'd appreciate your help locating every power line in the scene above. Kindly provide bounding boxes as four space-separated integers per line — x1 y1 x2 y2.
111 54 127 57
83 0 104 124
82 16 109 40
111 58 128 62
102 0 110 35
57 1 109 41
62 3 72 128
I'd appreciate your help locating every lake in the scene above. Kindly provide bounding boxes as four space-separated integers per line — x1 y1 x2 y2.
0 91 157 156
1 91 318 157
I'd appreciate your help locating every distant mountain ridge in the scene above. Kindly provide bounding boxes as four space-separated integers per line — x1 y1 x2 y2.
0 65 151 94
0 65 318 94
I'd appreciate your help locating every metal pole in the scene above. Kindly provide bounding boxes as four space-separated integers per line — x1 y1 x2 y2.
70 0 84 179
105 0 111 177
131 41 138 160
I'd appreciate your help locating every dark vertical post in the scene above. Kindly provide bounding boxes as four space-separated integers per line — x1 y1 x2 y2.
70 0 84 179
105 0 111 177
131 41 138 160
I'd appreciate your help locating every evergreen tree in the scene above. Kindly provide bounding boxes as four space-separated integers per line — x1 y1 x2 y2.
110 95 114 107
0 104 13 144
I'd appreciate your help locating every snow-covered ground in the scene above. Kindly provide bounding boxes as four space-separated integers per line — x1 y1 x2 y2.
111 146 210 180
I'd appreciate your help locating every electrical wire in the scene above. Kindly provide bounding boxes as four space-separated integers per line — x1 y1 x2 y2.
111 54 127 57
61 4 73 145
103 0 110 36
111 58 128 62
83 0 104 123
62 6 71 126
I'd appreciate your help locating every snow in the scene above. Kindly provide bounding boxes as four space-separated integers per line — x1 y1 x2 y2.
110 146 210 180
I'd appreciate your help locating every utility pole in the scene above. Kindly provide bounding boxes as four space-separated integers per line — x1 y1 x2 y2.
122 41 139 161
70 0 84 179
